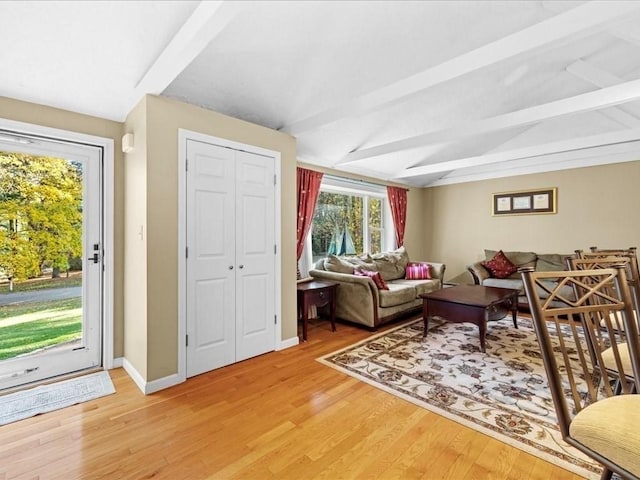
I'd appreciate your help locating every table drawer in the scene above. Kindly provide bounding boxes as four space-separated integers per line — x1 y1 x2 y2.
306 288 333 306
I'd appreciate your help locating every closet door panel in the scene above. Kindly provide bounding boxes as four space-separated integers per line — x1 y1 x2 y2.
186 140 236 376
235 151 275 361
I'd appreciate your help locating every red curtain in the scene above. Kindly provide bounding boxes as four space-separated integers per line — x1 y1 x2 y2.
387 186 407 247
296 167 323 260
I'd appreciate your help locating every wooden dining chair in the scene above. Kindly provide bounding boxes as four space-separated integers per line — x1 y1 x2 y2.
578 248 640 314
568 256 640 393
590 246 637 257
521 265 640 480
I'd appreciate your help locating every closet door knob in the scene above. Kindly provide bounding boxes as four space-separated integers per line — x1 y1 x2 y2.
228 265 234 270
239 265 244 269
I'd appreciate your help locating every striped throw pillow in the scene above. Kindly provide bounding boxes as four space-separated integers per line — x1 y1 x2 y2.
405 262 432 280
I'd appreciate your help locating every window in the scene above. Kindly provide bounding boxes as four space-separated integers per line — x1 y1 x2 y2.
301 176 394 273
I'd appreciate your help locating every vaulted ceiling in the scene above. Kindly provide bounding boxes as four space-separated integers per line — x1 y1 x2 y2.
3 0 640 187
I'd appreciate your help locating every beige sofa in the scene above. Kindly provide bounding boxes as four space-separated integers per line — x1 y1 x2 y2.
466 249 573 308
309 247 445 329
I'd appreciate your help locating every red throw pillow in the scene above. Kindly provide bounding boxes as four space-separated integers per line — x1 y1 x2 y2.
482 250 518 279
354 269 389 290
405 262 432 280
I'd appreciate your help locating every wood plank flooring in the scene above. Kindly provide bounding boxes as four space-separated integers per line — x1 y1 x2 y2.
0 316 586 479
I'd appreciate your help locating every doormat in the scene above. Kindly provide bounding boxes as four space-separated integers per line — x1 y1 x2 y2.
318 317 602 479
0 370 115 426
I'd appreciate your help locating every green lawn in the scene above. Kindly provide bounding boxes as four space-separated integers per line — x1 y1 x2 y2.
0 298 82 360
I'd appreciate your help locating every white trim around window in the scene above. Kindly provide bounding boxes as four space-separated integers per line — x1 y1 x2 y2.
300 176 395 277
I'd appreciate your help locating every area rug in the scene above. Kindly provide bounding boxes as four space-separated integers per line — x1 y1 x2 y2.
318 316 602 479
0 370 115 426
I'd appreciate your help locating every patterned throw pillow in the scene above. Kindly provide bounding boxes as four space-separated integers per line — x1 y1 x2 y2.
354 269 389 290
482 250 518 279
405 262 432 280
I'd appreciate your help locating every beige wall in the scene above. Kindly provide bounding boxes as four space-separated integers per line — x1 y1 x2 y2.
123 98 148 377
425 160 640 280
141 95 297 381
405 186 429 262
0 96 125 359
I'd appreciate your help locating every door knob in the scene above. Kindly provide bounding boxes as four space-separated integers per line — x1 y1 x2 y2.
239 265 244 269
228 265 234 270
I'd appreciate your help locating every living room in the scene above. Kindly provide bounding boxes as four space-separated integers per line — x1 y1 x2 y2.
1 1 640 478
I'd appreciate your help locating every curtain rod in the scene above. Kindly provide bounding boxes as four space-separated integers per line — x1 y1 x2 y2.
322 173 409 191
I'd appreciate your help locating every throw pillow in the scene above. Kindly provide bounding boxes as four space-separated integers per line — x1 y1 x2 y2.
482 250 518 279
405 262 432 280
354 268 389 290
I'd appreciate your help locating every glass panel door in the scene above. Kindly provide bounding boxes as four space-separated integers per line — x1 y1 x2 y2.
0 132 102 390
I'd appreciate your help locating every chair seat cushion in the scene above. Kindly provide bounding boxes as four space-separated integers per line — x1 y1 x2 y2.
601 310 639 332
570 395 640 476
601 343 637 379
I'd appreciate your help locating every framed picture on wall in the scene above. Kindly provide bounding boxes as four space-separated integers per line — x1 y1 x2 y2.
492 188 557 216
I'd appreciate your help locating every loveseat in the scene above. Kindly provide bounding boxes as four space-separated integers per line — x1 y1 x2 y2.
309 247 445 329
466 249 574 308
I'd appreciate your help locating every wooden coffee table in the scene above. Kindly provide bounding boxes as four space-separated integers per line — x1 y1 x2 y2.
420 285 519 353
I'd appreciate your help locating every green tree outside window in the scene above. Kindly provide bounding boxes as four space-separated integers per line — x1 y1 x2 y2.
311 191 385 262
0 152 83 290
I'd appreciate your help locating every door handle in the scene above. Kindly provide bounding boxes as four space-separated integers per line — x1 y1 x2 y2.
228 265 234 270
238 265 244 269
88 244 100 264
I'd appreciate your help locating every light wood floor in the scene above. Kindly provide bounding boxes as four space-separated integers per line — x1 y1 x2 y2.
0 316 586 480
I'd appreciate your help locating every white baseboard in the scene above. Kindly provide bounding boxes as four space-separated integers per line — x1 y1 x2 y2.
122 358 146 394
122 358 185 395
145 373 184 394
121 337 298 394
111 357 124 368
277 336 299 350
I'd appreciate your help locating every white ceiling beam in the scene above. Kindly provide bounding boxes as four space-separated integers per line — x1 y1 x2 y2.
338 78 640 164
427 141 640 187
567 59 628 87
613 30 640 48
132 1 237 100
395 128 640 179
282 1 640 136
566 59 640 127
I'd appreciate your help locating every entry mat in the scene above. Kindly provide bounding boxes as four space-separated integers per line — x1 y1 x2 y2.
0 370 115 426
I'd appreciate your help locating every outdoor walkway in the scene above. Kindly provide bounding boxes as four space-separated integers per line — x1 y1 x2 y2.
0 287 81 306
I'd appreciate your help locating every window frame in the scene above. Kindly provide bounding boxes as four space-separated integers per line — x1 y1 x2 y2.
299 176 395 277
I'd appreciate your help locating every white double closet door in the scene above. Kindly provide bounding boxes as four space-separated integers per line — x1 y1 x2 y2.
186 139 276 377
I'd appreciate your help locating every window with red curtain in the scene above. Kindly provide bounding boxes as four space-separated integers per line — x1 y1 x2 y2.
387 186 407 247
296 167 323 262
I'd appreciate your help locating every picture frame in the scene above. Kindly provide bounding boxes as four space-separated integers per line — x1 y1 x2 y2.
492 188 557 216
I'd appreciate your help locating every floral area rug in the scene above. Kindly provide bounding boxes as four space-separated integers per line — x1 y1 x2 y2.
317 316 601 479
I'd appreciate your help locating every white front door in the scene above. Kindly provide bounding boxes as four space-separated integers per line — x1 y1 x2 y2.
0 134 102 390
186 139 275 377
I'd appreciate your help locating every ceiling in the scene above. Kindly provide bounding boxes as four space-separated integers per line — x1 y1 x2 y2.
3 0 640 187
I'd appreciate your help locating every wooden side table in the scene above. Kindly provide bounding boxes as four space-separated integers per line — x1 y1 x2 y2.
296 280 338 341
